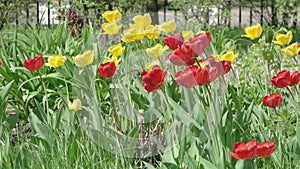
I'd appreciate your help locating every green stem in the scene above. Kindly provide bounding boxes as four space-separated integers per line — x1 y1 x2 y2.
37 71 50 124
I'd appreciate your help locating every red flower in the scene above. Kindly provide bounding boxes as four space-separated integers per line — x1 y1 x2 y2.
23 54 44 72
221 61 232 75
168 45 196 66
262 93 282 108
0 58 2 67
141 66 167 92
98 62 116 78
163 32 184 50
289 70 300 86
229 140 257 160
186 33 210 56
256 141 275 158
175 65 200 88
270 70 291 88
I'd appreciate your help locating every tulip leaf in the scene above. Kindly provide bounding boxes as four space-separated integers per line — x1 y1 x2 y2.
28 112 53 145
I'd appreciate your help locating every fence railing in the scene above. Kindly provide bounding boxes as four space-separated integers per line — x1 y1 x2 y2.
0 0 299 29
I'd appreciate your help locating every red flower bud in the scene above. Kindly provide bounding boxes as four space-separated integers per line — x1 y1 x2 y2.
270 70 291 88
262 93 282 108
163 32 184 50
98 62 116 78
23 54 44 72
141 66 167 92
229 140 257 160
256 141 275 158
175 65 200 88
289 70 300 86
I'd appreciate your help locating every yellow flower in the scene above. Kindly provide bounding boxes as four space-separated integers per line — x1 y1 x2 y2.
144 25 160 39
102 22 122 35
108 43 125 57
102 9 121 23
161 20 176 33
72 50 94 67
220 50 239 62
273 31 293 46
121 24 145 43
146 44 164 58
46 54 66 68
241 23 262 40
103 56 121 67
69 99 82 112
282 43 299 58
133 13 152 28
145 60 161 71
182 31 194 42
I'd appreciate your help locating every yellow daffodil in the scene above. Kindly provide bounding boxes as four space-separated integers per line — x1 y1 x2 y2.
133 13 151 28
241 23 262 40
108 43 125 57
273 31 293 46
146 44 164 58
102 22 122 35
182 31 194 42
144 25 160 39
161 20 176 33
220 50 239 62
103 56 121 67
145 60 161 71
282 43 299 58
121 24 145 43
102 9 121 23
72 50 94 67
69 99 82 112
46 54 66 68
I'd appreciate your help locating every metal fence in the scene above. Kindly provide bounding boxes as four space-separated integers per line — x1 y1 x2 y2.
1 0 299 28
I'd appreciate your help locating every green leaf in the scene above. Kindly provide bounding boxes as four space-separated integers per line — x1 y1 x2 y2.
28 112 53 145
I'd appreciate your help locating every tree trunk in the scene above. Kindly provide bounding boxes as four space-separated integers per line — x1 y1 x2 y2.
147 0 159 24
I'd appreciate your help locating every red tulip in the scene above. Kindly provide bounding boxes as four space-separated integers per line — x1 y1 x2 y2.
289 70 300 86
141 66 167 92
270 70 291 88
163 32 184 50
221 61 232 75
23 54 44 72
175 65 200 88
229 140 257 160
262 93 282 108
168 45 196 66
186 33 210 56
98 62 116 78
0 58 2 67
256 141 275 158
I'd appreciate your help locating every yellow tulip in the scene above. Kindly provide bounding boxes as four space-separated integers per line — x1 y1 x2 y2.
103 56 121 67
241 23 262 40
133 13 152 28
69 99 82 112
161 20 176 33
282 43 299 58
145 60 161 71
146 44 163 58
121 24 145 43
72 50 94 67
46 54 66 68
102 9 121 23
102 22 122 35
220 50 239 62
144 25 160 39
182 31 194 42
273 31 293 46
108 43 125 57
